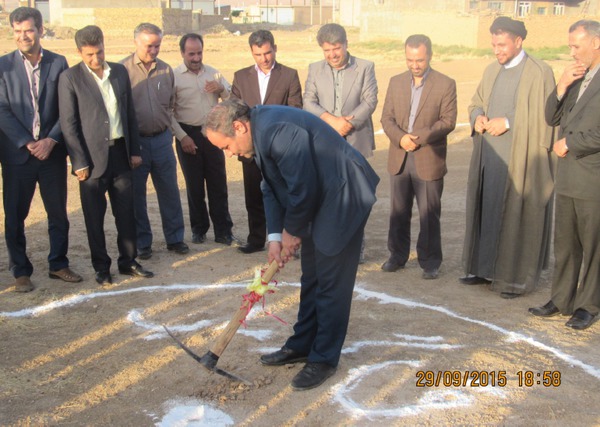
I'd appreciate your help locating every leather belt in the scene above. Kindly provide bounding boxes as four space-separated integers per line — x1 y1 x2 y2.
108 137 125 147
140 129 167 138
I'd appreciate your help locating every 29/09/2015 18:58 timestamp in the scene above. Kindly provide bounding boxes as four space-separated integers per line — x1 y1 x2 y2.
415 370 561 387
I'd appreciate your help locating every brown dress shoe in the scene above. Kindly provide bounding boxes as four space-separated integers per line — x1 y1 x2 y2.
49 267 83 283
14 276 34 293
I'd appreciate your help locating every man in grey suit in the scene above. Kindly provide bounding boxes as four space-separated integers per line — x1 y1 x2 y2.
0 7 81 292
303 23 378 159
59 25 153 285
530 20 600 330
231 29 302 254
380 34 457 280
303 23 377 263
205 99 379 391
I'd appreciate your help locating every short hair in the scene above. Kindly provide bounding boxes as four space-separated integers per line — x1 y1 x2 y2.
405 34 432 57
134 22 162 39
248 29 275 48
204 99 251 138
316 23 347 46
75 25 104 50
179 33 203 52
569 19 600 38
9 7 43 30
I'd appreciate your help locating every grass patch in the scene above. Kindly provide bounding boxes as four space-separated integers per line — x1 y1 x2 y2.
527 46 569 60
354 39 568 61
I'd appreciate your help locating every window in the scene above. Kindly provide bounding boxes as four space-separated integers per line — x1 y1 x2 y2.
537 7 547 15
469 0 479 9
488 1 503 11
553 2 565 15
517 1 532 17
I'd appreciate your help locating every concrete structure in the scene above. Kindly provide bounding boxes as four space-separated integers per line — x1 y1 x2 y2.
170 0 216 15
232 4 332 25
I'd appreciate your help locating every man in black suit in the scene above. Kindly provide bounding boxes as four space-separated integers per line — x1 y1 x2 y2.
530 20 600 330
231 29 302 254
205 99 379 391
0 7 81 292
58 25 153 285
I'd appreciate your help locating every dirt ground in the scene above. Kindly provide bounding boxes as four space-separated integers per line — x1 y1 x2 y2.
1 28 599 426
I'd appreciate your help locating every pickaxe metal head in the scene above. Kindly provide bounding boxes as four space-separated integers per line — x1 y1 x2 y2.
163 325 251 385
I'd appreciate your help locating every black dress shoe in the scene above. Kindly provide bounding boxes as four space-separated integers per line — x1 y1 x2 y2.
529 300 560 317
119 263 154 278
95 270 113 285
215 234 235 245
167 241 190 254
238 243 265 254
422 267 439 280
566 309 596 330
260 346 308 366
500 292 521 299
381 258 405 272
291 362 337 391
138 246 152 260
459 275 492 285
192 233 206 244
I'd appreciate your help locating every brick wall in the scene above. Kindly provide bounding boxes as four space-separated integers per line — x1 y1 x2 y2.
361 10 599 48
61 8 192 37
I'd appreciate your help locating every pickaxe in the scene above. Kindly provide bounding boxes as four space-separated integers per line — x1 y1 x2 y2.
164 260 279 384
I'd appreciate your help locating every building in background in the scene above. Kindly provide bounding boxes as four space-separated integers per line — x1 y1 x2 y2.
359 0 600 47
8 0 600 47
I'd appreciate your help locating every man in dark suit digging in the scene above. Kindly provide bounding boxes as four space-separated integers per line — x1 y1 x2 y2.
205 99 379 391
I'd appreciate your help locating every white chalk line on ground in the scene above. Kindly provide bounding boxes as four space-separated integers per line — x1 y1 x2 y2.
2 281 599 422
2 282 599 380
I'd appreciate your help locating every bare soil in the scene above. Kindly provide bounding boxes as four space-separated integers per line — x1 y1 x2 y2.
0 29 598 426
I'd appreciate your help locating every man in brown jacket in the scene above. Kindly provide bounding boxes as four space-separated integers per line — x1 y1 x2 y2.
381 34 457 280
231 30 302 254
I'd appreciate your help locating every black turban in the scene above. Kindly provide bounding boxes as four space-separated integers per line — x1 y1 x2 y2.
490 16 528 40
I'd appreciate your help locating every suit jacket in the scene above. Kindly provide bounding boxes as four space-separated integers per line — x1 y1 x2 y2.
0 49 68 165
58 61 141 179
303 55 378 158
231 62 302 108
381 68 457 181
546 72 600 201
250 105 380 256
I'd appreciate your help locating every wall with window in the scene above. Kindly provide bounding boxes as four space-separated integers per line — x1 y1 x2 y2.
467 1 595 16
361 5 596 49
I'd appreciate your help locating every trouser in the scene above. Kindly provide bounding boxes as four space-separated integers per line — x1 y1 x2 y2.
241 158 266 246
387 155 443 270
285 218 367 367
2 152 69 277
133 129 185 248
79 140 137 272
551 194 600 315
175 123 233 238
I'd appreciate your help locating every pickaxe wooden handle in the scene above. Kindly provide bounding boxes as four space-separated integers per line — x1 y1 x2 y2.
164 260 280 383
210 259 280 357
